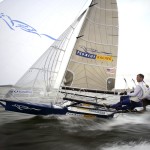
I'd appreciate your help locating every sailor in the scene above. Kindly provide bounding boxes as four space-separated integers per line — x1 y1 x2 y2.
108 74 148 111
142 85 150 111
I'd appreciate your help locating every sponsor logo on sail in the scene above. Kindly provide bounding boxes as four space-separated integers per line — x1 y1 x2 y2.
0 13 57 40
79 45 112 55
12 89 33 94
106 67 116 74
76 50 113 62
96 55 112 61
76 50 96 59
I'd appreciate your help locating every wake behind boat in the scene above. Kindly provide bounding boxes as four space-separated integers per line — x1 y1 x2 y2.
0 0 121 119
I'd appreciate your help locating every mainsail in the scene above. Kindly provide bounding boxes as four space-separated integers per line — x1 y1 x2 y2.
6 0 118 101
63 0 118 91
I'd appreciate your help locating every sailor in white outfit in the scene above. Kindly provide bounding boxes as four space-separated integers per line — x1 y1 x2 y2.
128 81 146 102
110 74 147 110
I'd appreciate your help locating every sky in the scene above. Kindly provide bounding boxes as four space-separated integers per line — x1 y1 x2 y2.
0 0 150 89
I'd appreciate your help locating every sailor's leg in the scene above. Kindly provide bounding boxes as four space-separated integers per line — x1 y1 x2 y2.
120 96 131 110
120 95 129 102
110 102 121 109
142 99 150 111
111 96 130 110
110 96 126 109
130 100 143 110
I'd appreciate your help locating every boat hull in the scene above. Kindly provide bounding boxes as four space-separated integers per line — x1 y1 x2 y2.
0 99 115 119
0 99 67 115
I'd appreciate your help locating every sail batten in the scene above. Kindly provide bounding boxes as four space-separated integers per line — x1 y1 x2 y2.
86 17 118 27
74 37 118 46
70 59 116 67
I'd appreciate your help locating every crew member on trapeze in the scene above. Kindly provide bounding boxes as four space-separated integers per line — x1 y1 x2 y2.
106 74 148 111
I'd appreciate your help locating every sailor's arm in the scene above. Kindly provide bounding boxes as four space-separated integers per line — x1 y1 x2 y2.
127 85 141 97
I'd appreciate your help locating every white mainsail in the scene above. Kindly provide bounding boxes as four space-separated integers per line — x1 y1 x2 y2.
62 0 118 91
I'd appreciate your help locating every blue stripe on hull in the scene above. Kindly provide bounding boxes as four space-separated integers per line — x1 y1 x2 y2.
1 100 67 115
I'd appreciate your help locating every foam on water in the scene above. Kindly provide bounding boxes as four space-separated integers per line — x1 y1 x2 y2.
102 141 150 150
50 110 150 132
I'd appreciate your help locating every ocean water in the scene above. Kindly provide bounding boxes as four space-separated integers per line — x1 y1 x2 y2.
1 88 150 150
1 108 150 150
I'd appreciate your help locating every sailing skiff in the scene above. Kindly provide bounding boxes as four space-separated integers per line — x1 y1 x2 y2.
0 0 120 119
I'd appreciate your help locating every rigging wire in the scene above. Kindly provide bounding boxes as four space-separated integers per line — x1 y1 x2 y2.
132 78 136 86
124 78 129 91
73 0 92 20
